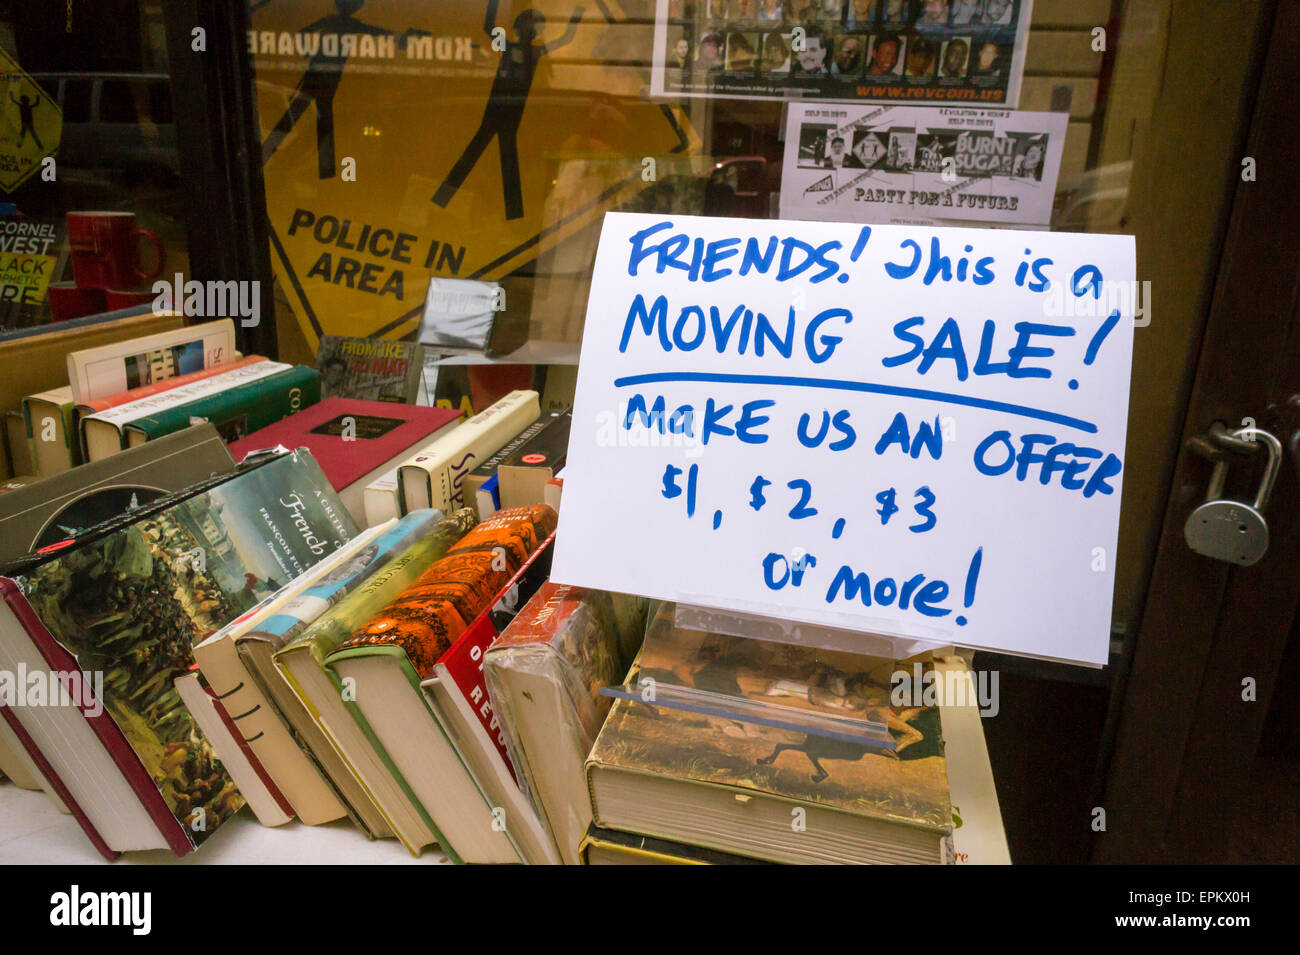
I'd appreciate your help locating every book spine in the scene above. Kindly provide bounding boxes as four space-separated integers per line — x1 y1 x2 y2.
126 366 321 443
0 577 188 856
81 360 292 430
397 390 539 514
465 413 552 483
76 354 267 415
437 614 517 778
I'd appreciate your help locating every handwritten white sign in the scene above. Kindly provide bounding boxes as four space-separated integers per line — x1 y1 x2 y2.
552 213 1135 666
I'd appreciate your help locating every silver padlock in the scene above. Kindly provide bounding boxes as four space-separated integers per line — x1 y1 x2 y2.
1183 427 1282 566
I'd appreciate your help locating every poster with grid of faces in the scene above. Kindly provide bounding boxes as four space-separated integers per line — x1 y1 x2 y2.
653 0 1032 106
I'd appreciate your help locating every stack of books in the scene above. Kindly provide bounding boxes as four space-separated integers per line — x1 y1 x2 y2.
578 604 955 865
0 345 984 865
5 313 320 479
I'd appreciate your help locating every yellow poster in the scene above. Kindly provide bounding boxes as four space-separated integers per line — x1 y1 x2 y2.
251 0 695 350
0 218 61 310
0 49 62 193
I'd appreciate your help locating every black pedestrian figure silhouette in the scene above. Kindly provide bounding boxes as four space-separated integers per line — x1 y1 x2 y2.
433 2 584 221
9 91 42 150
261 0 424 178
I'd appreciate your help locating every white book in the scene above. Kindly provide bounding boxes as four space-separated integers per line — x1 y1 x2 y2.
191 522 394 829
66 317 236 404
420 669 561 864
0 708 48 793
363 468 401 528
396 390 539 515
173 673 294 828
79 360 292 461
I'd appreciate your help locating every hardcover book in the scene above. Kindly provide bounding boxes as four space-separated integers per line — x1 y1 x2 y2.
231 509 448 837
325 504 557 863
0 449 356 858
74 354 268 421
122 365 320 449
0 423 235 565
396 389 539 515
80 360 300 460
0 306 183 438
273 510 476 856
66 317 236 404
22 385 78 476
586 603 953 865
420 534 562 864
174 670 295 828
228 398 462 525
362 468 401 527
316 335 424 404
485 582 647 864
460 409 554 520
3 409 31 477
190 524 397 832
579 823 774 865
496 408 571 511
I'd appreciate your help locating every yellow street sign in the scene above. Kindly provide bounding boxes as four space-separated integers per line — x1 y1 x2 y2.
252 0 694 351
0 49 62 193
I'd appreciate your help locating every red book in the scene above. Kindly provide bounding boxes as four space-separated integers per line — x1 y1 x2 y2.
227 398 462 525
419 534 561 863
1 578 192 859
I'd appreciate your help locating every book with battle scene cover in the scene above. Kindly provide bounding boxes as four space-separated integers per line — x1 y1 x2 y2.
0 449 356 856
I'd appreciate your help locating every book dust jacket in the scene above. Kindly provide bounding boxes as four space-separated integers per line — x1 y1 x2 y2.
15 452 355 847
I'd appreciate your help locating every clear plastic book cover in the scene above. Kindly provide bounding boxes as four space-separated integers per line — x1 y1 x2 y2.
602 602 895 749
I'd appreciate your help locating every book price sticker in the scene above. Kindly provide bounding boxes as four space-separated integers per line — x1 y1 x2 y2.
553 212 1135 666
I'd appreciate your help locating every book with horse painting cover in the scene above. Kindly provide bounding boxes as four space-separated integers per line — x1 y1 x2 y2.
586 602 952 865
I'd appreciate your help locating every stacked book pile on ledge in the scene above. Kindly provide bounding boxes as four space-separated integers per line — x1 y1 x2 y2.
0 331 993 863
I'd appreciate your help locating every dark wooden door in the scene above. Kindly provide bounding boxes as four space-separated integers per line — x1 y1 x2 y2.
1096 0 1300 864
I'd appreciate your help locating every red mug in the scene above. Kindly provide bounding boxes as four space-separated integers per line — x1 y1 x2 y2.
47 282 106 321
66 211 165 290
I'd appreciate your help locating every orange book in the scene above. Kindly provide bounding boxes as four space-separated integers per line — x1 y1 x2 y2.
335 504 556 678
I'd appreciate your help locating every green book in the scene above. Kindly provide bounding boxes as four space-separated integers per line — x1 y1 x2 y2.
123 365 320 448
22 385 79 476
274 509 475 858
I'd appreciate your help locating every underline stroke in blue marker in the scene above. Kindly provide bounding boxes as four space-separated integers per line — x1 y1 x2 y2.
612 372 1098 434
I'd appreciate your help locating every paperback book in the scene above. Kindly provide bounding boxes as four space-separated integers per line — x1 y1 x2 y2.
316 336 424 404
